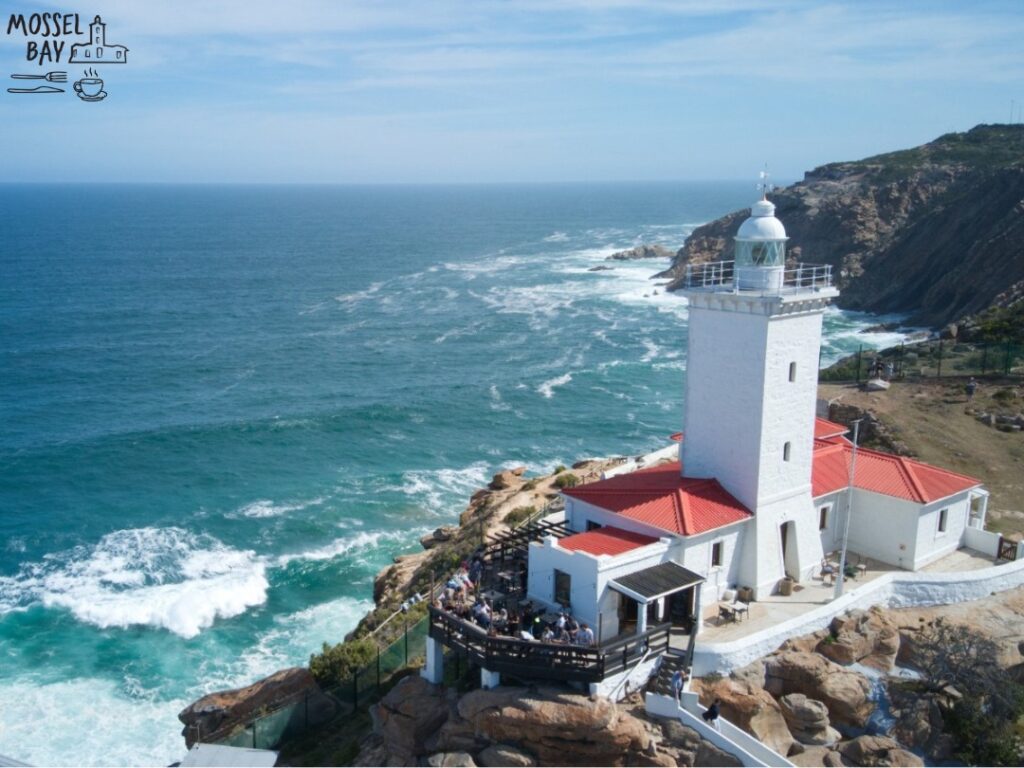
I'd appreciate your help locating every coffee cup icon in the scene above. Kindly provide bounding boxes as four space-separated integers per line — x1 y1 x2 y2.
74 77 106 101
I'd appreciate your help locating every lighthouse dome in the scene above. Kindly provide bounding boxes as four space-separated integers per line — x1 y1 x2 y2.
737 199 787 240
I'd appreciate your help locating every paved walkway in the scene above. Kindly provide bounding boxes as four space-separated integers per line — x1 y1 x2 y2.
698 547 998 644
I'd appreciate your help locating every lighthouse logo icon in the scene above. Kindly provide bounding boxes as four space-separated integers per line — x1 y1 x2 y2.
70 16 129 64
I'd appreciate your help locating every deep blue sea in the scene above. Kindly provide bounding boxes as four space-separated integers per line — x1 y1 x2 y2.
0 183 908 765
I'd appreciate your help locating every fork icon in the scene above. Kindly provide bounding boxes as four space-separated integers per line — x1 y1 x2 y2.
11 71 67 83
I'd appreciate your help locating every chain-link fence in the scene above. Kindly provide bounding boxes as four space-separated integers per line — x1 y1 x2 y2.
821 339 1024 382
207 614 429 751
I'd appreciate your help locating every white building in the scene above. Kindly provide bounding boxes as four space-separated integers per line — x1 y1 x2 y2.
526 193 987 641
70 16 128 64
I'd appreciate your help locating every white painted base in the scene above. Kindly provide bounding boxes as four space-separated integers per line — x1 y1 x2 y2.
480 668 501 689
421 636 444 684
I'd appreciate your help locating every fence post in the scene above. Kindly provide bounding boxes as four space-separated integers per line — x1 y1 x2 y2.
898 343 904 378
353 668 359 709
252 719 257 749
937 339 943 378
305 691 309 729
404 619 409 665
856 346 862 383
377 647 381 689
982 343 988 375
1005 341 1012 375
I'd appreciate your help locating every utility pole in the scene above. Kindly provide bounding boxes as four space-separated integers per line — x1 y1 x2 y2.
834 419 862 600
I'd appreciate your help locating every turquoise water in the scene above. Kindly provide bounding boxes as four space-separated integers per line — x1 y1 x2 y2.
0 183 907 765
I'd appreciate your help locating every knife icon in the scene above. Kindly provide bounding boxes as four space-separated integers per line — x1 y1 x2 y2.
7 85 64 94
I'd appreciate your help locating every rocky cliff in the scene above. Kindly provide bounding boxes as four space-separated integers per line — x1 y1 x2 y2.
659 124 1024 327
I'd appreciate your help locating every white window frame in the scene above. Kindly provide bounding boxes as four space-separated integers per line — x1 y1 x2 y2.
710 540 724 569
937 507 949 535
819 505 830 532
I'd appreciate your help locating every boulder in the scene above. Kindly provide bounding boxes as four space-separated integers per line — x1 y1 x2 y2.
177 667 333 748
658 720 742 767
729 660 766 690
456 686 648 766
764 652 873 727
779 694 841 746
370 675 453 764
890 686 953 762
817 608 900 670
606 244 675 261
477 744 537 767
790 746 841 767
427 752 477 767
489 470 522 490
691 676 795 757
839 735 924 766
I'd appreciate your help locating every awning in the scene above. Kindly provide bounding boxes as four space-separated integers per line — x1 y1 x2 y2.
609 561 704 603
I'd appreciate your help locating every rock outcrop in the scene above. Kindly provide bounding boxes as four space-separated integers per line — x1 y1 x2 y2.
606 244 675 261
764 651 874 728
779 694 841 747
691 676 795 756
839 735 924 767
817 608 900 670
659 124 1024 328
177 667 334 748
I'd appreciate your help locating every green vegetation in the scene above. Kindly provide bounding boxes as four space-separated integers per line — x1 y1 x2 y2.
553 464 568 474
974 302 1024 343
310 637 378 686
505 505 536 527
914 619 1024 765
553 473 580 489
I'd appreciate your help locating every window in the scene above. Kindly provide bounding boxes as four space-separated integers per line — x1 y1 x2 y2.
819 506 829 531
783 442 792 462
711 542 723 567
789 362 797 382
554 569 571 606
938 508 949 533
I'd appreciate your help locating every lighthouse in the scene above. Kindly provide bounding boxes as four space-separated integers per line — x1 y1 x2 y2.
679 190 839 598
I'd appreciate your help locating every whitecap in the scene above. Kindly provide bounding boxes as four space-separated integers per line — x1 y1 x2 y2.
537 372 573 398
274 529 408 567
543 231 569 242
1 527 268 639
231 496 326 519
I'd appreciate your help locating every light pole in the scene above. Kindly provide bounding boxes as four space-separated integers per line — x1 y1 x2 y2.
834 419 862 600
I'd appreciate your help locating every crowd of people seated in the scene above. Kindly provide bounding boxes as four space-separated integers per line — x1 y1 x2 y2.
434 557 596 647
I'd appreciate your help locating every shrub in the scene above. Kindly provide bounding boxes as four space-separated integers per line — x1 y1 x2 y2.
505 506 536 527
522 479 538 491
553 464 567 474
553 473 580 489
310 637 377 686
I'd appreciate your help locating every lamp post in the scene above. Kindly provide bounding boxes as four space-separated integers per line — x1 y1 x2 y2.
834 419 862 600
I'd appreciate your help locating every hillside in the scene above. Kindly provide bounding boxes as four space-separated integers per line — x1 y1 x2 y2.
660 124 1024 327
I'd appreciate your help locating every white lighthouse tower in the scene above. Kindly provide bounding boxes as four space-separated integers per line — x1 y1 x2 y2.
680 188 838 598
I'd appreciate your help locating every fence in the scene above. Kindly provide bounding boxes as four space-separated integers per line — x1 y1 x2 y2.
207 614 429 751
823 339 1024 382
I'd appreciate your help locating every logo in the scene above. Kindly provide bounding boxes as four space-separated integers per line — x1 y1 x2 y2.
5 13 128 101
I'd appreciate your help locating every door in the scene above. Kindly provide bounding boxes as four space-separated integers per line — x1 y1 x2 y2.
780 521 799 579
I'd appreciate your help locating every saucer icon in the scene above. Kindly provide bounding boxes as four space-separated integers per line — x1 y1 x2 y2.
78 91 107 102
74 73 106 101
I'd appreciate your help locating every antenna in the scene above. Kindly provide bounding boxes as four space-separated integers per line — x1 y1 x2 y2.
757 165 773 200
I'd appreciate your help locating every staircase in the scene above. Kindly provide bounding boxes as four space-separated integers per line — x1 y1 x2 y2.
648 652 689 697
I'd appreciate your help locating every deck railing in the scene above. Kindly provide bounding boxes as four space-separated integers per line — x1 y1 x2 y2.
428 606 670 683
682 260 833 294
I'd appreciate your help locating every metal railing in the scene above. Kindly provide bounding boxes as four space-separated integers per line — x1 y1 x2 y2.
428 607 670 684
682 260 834 294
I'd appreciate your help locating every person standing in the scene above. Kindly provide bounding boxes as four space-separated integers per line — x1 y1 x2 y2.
966 377 978 402
702 699 721 730
671 668 684 705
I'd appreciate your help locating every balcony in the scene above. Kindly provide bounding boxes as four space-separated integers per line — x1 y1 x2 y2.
681 260 834 296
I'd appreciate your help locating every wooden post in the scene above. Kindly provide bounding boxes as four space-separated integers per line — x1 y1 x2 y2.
937 339 943 378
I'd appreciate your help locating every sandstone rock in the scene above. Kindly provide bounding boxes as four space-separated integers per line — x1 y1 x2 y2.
890 687 953 762
778 629 830 655
764 652 873 727
427 752 477 767
177 667 333 748
839 735 924 766
780 694 841 746
691 676 795 757
658 720 741 767
370 675 453 764
489 470 523 490
789 746 842 767
457 686 647 766
477 744 537 767
730 660 766 689
817 608 900 670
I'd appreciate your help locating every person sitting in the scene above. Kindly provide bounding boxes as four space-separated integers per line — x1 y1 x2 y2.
555 627 571 644
576 623 595 646
541 626 555 643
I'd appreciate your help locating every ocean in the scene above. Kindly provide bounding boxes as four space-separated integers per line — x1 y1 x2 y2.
0 183 909 765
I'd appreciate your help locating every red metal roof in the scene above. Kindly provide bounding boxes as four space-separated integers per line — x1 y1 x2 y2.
815 417 849 440
812 442 980 503
562 462 752 537
669 432 683 443
558 526 658 556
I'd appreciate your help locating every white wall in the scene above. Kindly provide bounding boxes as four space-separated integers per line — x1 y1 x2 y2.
679 524 746 600
691 556 1024 676
913 494 971 569
844 490 919 569
565 498 672 540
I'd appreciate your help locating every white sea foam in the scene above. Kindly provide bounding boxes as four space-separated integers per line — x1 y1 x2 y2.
544 231 569 242
397 461 492 516
232 496 325 519
537 372 573 398
274 529 406 568
1 528 268 639
489 384 512 412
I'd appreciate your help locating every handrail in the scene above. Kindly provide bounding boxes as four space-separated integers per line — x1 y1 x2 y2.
682 260 833 293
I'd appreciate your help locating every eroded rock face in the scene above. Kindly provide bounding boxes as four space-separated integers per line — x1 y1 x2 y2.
370 675 455 765
691 676 795 757
839 734 924 767
457 687 648 767
779 694 841 747
764 651 874 728
476 744 537 767
606 244 676 261
177 667 333 748
817 607 901 671
658 720 743 768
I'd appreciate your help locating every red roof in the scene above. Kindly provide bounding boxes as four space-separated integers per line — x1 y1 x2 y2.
563 462 752 537
815 417 848 440
559 526 658 556
812 442 980 503
669 432 683 443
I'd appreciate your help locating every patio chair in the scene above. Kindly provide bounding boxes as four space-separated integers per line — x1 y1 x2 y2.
855 555 869 578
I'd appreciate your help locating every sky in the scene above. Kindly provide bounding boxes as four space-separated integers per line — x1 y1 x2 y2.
1 0 1023 183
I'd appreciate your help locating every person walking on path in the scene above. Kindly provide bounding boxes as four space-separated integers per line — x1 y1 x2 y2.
966 377 978 402
702 699 721 731
671 668 684 705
